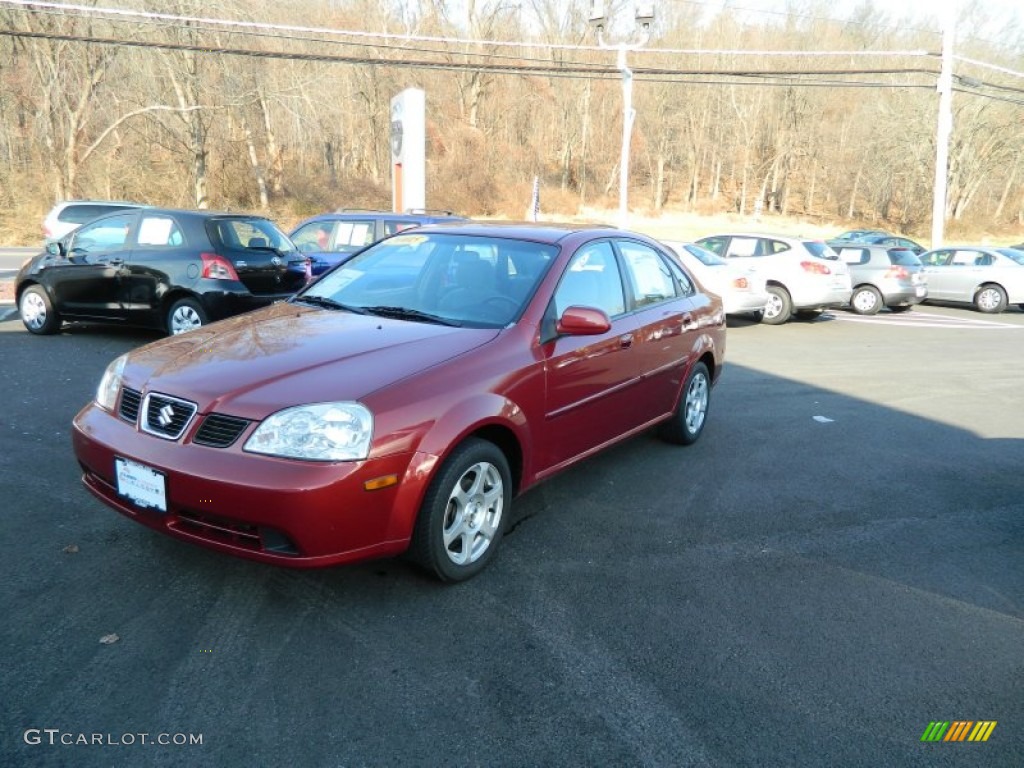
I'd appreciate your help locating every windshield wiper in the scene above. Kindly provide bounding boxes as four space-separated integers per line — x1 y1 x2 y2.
362 306 462 327
293 295 366 313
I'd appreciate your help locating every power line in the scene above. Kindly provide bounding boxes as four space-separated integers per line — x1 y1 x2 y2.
0 0 939 59
0 26 944 83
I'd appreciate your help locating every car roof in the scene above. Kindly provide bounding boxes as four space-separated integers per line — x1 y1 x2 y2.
697 232 823 243
378 221 632 245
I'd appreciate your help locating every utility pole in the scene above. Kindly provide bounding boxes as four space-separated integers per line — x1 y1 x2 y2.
931 1 956 248
590 3 655 229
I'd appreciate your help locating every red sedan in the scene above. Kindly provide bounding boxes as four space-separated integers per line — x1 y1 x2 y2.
72 224 726 581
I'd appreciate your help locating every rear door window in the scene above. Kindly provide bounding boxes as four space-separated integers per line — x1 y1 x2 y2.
837 247 868 265
136 215 185 247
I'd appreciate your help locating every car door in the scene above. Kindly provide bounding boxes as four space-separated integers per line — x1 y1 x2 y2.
539 239 642 472
920 250 955 300
940 249 985 302
50 211 136 320
122 213 189 321
614 239 701 424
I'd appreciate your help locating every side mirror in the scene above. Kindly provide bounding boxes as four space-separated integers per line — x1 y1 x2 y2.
556 306 611 336
46 241 63 258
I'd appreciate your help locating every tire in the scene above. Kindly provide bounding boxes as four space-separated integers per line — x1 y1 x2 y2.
974 284 1007 314
889 305 913 313
408 438 511 582
166 297 208 335
658 361 711 446
19 285 61 335
761 285 792 325
850 285 882 315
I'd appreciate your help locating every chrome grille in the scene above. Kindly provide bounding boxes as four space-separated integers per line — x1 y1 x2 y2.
193 414 251 448
141 393 197 440
119 387 142 424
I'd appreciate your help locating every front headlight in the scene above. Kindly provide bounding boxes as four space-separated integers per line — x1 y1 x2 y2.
244 402 373 461
95 354 128 412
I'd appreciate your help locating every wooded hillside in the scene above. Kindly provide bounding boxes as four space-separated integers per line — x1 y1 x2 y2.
1 0 1022 243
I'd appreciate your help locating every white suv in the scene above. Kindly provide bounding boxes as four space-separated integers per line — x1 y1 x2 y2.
43 200 144 244
695 233 852 324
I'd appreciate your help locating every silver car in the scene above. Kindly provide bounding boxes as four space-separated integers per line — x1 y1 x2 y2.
662 241 769 317
695 233 852 324
832 244 927 315
918 246 1024 313
42 200 144 245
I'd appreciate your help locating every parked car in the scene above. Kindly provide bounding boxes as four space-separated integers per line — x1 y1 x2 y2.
831 244 927 314
827 228 890 246
71 224 726 582
17 208 307 336
662 240 768 317
918 246 1024 313
856 234 926 254
289 209 468 277
43 200 147 245
694 233 852 324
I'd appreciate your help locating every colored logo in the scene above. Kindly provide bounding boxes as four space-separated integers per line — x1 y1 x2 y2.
921 721 997 742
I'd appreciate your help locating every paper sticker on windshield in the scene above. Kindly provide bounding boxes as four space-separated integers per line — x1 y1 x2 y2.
388 234 428 247
331 268 364 289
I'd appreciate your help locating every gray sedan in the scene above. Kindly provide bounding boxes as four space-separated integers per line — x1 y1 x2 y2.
918 247 1024 313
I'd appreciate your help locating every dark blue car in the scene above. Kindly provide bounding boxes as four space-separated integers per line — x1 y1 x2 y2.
289 209 467 278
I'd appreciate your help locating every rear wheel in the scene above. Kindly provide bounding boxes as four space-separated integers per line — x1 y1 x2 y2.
166 297 207 335
974 284 1007 314
659 361 711 446
408 438 511 582
762 285 792 325
19 285 61 335
850 285 882 315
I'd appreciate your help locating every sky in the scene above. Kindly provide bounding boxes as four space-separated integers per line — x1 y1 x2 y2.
673 0 1023 43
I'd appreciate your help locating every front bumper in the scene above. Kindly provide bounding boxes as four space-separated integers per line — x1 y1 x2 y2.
72 402 436 568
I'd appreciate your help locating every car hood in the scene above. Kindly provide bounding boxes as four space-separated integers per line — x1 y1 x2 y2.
121 302 500 418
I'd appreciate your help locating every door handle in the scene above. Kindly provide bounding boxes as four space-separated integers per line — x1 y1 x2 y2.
109 258 124 266
619 333 633 348
682 312 697 330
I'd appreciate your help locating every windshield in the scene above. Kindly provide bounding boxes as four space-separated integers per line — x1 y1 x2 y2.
298 233 558 328
682 243 726 266
211 218 298 256
804 241 839 260
888 249 922 267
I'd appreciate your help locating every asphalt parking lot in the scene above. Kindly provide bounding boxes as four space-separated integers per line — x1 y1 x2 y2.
1 304 1022 767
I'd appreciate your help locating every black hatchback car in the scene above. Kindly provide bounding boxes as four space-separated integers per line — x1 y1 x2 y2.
16 208 307 335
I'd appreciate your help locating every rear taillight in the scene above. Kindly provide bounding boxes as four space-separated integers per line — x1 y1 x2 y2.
800 260 832 275
731 277 750 289
201 253 239 281
884 266 910 279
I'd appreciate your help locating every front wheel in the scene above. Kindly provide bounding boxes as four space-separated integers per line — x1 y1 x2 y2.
762 285 792 325
659 361 711 446
408 438 511 582
19 285 61 335
974 284 1007 314
166 297 208 335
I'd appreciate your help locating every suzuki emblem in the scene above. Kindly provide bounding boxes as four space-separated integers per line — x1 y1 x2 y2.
157 404 175 427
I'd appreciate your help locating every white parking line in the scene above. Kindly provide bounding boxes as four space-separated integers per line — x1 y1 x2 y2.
833 311 1023 329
